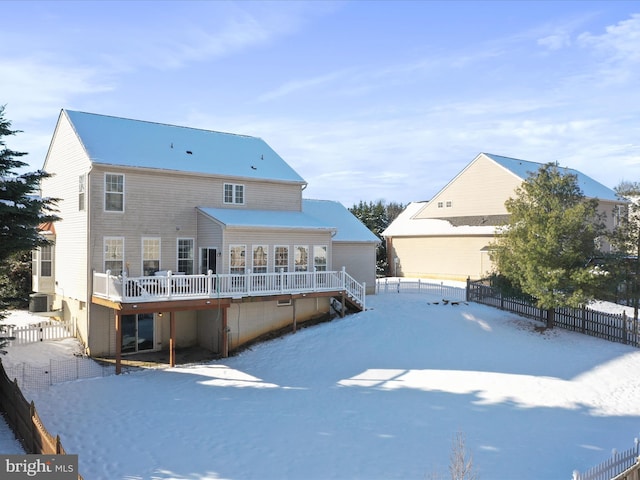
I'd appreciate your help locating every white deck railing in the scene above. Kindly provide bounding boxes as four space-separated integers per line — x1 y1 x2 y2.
93 268 365 310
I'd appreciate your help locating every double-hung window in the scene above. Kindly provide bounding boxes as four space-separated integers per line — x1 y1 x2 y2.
230 245 246 274
79 174 86 211
253 245 268 274
177 239 194 274
142 238 161 276
223 183 244 205
40 245 52 276
104 237 124 275
275 246 289 272
313 245 328 272
294 245 309 272
105 173 124 211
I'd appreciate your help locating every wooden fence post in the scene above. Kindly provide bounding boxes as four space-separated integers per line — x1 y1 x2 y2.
466 277 470 302
623 311 628 345
547 308 555 329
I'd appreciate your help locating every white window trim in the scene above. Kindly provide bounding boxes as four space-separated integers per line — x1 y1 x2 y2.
274 245 289 272
142 237 161 276
104 172 125 212
104 236 125 274
252 245 268 273
223 183 245 205
177 238 195 275
229 244 247 274
294 245 309 272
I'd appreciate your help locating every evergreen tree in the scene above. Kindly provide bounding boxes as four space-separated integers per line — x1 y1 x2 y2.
0 106 58 352
0 105 59 262
489 163 606 317
349 200 404 276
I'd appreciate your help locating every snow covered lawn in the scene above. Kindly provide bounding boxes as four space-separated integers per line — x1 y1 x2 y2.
2 290 640 479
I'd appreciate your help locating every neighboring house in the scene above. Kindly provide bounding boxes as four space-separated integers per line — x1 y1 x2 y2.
32 110 379 371
383 153 625 281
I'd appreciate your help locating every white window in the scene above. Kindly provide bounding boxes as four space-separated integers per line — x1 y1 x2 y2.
40 245 52 277
313 245 328 272
177 238 194 274
223 183 244 205
446 201 452 208
294 245 309 272
104 237 124 275
229 245 246 274
79 174 86 211
253 245 268 274
142 238 161 276
105 173 124 211
437 201 444 208
275 245 289 272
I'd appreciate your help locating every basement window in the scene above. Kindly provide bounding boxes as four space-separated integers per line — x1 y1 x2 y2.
277 299 292 307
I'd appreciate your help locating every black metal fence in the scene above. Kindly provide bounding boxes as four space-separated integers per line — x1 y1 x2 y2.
467 280 640 348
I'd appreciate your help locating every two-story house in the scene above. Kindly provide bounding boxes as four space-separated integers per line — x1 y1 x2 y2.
383 153 625 281
32 110 379 372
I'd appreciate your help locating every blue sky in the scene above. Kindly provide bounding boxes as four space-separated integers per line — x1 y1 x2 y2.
2 1 639 206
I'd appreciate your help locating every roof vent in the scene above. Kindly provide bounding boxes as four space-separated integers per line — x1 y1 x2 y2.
186 151 193 155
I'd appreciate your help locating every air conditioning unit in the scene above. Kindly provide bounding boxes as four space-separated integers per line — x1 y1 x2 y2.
29 293 49 313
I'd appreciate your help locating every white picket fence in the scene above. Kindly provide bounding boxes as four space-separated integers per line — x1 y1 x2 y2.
573 438 640 480
5 319 75 346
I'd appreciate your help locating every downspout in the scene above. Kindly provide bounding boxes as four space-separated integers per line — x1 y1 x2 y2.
86 166 93 352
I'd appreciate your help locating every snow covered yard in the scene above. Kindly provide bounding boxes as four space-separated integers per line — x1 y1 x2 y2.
1 290 640 479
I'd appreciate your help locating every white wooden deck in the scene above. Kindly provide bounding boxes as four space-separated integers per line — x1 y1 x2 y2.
93 268 365 310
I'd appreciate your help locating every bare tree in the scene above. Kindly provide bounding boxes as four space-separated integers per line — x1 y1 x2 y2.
449 430 478 480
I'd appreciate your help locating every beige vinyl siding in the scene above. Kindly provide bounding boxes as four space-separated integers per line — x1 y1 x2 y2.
226 298 330 350
391 236 494 281
416 154 521 219
332 242 377 294
40 115 92 302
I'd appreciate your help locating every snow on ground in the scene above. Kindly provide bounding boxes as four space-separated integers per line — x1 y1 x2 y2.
1 290 640 479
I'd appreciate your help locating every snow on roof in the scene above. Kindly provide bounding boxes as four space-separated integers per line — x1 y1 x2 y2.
64 110 306 184
198 207 331 231
197 200 379 243
382 201 498 237
302 199 380 243
484 153 619 202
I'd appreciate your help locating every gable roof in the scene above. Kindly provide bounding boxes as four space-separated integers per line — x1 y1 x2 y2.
484 153 619 202
198 200 379 243
62 110 306 184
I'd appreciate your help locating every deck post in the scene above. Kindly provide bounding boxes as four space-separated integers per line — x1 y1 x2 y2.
341 291 346 318
115 311 122 375
222 307 229 358
292 299 297 333
169 312 176 367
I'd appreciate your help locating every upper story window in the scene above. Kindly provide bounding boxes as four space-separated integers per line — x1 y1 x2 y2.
437 202 444 208
34 245 53 277
142 238 160 276
79 174 86 211
105 173 124 212
224 183 244 205
313 245 328 272
177 238 194 275
446 201 452 208
104 237 124 275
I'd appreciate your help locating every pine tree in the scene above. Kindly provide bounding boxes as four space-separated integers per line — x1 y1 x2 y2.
0 105 58 262
490 163 606 315
0 105 58 352
349 200 404 275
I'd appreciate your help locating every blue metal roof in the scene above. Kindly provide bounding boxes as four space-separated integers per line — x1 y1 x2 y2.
484 153 619 202
64 110 306 184
198 200 379 243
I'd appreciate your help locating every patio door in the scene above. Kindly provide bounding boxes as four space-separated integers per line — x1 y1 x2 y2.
200 248 217 274
121 313 155 353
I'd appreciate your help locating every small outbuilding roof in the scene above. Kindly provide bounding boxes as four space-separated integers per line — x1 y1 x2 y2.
63 110 306 184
